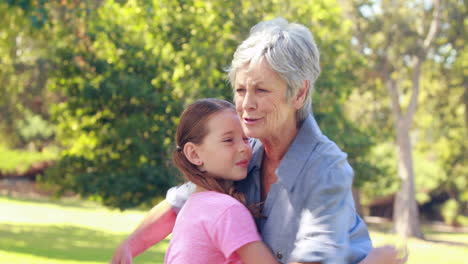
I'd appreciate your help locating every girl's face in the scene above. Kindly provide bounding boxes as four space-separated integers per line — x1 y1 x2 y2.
195 110 252 181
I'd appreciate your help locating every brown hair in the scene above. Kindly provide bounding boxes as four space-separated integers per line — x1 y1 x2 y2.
172 98 248 206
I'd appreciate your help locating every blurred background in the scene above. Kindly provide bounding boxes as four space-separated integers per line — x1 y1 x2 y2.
0 0 466 263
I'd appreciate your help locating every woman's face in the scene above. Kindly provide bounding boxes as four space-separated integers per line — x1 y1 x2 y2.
233 59 298 141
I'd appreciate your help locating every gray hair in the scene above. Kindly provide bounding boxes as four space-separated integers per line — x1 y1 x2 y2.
228 17 321 123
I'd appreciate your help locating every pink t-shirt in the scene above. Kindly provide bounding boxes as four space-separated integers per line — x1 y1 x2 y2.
164 191 261 264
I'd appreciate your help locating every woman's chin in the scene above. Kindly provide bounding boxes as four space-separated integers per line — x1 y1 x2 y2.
243 129 262 139
242 124 264 138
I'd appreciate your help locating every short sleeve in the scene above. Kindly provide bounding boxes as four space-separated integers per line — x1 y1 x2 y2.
165 182 195 213
211 202 262 259
290 161 354 264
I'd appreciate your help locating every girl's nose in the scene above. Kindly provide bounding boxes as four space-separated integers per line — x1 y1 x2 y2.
239 141 251 154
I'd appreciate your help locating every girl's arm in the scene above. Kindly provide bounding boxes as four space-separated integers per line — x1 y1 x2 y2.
111 200 177 264
236 241 279 264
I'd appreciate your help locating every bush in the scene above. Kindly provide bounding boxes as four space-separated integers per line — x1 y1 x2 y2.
441 199 460 226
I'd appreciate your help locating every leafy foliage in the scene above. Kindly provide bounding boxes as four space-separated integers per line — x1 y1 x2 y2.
7 0 464 215
35 0 372 209
0 1 55 148
345 0 467 223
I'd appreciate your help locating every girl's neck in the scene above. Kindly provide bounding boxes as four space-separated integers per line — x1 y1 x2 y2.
194 185 208 193
193 180 234 194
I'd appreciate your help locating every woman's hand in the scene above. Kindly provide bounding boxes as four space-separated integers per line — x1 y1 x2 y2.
360 245 408 264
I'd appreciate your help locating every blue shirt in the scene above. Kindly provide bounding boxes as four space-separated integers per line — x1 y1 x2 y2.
167 114 372 264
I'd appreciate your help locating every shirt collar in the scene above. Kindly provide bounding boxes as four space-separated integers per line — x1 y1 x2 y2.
247 114 322 192
248 138 264 174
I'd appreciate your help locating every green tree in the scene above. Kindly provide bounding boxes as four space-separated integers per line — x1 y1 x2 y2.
347 0 444 238
40 0 267 209
419 0 468 224
7 0 376 210
0 1 55 149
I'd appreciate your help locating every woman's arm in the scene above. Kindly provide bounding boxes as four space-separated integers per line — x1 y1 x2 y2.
287 246 407 264
289 164 355 263
289 262 320 264
111 200 177 264
288 262 320 264
236 241 279 264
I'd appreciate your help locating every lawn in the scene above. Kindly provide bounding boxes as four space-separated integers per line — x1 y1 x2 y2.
1 195 467 264
0 195 167 264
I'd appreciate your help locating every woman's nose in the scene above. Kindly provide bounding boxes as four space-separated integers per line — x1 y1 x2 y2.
242 91 256 110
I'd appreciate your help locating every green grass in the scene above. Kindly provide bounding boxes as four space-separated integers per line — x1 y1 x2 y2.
370 230 468 264
0 195 168 264
1 195 467 264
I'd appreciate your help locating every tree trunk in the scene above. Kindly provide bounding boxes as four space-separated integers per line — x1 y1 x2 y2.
385 67 423 238
393 119 423 238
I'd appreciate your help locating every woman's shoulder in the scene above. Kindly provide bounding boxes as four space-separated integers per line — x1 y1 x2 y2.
296 137 354 191
307 134 351 171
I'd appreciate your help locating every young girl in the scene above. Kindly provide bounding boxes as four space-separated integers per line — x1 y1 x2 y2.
164 98 278 264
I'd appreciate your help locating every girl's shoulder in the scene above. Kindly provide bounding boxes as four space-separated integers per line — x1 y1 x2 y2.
189 191 243 208
181 191 251 227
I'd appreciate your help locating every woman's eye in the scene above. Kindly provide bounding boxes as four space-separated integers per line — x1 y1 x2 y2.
258 89 268 93
236 88 246 94
223 139 233 142
243 137 249 143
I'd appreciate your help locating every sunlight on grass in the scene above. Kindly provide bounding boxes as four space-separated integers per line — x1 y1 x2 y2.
0 196 144 234
371 230 468 264
424 231 468 245
0 196 168 264
0 222 169 264
0 250 104 264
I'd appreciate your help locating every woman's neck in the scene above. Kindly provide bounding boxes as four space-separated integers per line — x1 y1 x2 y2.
261 124 299 163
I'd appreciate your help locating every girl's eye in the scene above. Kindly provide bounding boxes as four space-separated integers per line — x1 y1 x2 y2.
223 138 233 142
243 137 249 143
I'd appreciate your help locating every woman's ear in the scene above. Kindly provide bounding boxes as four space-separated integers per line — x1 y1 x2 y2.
183 142 203 166
293 80 309 109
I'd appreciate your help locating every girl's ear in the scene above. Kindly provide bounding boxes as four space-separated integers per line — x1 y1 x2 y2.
293 80 309 110
183 142 203 166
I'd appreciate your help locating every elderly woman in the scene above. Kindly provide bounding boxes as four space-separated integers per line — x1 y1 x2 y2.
112 18 404 264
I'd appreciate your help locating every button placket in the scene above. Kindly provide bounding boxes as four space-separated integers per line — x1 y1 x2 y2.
276 251 283 260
